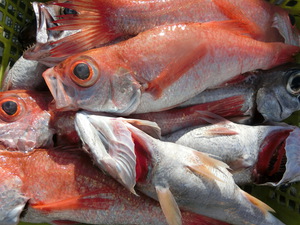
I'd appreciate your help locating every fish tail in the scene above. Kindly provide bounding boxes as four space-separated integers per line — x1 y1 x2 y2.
50 0 121 57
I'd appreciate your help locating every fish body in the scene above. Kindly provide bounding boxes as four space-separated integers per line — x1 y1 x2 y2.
43 22 299 115
50 0 299 57
162 111 300 186
131 64 300 134
74 112 283 225
0 148 225 225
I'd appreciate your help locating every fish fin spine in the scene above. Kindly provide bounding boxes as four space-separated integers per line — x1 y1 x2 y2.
50 0 120 57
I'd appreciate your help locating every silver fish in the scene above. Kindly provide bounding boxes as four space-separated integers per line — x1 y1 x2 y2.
163 111 300 186
74 111 283 225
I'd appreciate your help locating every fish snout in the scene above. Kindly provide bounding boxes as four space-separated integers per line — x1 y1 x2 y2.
43 68 78 111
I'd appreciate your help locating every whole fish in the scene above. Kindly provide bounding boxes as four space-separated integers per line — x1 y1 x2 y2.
131 63 300 135
0 148 225 225
43 22 299 115
162 111 300 186
49 0 299 57
74 111 283 225
2 1 79 91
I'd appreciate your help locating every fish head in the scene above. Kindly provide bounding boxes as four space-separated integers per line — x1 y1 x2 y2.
272 8 300 46
0 90 54 151
253 125 300 186
256 64 300 122
43 52 141 115
23 1 79 67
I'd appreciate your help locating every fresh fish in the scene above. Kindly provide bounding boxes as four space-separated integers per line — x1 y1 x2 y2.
0 90 54 151
74 111 283 225
162 111 300 186
0 90 80 152
23 1 79 67
1 57 48 91
2 1 79 91
0 148 225 225
43 22 299 115
49 0 300 57
131 63 300 135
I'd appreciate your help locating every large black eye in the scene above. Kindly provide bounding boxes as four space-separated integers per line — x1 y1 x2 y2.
287 72 300 95
2 101 18 115
63 7 77 15
73 63 90 80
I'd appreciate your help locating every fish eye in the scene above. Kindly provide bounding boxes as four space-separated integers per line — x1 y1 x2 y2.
61 7 77 15
70 61 99 87
0 97 25 122
287 72 300 95
2 101 18 115
73 63 90 80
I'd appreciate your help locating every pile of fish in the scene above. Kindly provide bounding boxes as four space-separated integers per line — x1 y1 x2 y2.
2 0 300 224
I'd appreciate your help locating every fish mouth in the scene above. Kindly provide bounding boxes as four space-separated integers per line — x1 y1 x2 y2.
43 68 78 111
254 128 299 185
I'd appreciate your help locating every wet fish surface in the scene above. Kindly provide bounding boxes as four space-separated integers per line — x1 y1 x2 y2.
43 22 299 115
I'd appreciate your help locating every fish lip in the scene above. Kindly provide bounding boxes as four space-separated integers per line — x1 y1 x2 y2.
43 68 78 111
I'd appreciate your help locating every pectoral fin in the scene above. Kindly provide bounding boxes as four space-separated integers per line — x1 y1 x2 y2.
156 186 182 225
123 118 161 139
74 112 137 194
241 190 274 214
146 43 207 99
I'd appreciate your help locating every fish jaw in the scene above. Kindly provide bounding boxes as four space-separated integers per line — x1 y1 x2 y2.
253 126 297 185
74 112 137 194
43 67 78 111
257 87 300 121
273 127 300 185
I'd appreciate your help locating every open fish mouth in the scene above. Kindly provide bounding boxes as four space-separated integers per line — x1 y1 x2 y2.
43 68 77 111
254 127 300 186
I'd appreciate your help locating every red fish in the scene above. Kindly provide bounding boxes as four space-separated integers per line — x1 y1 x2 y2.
130 63 300 134
0 147 226 225
0 90 80 152
0 90 54 151
43 22 300 115
49 0 299 57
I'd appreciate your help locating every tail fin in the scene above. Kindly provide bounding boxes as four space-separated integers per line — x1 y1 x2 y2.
50 0 121 57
